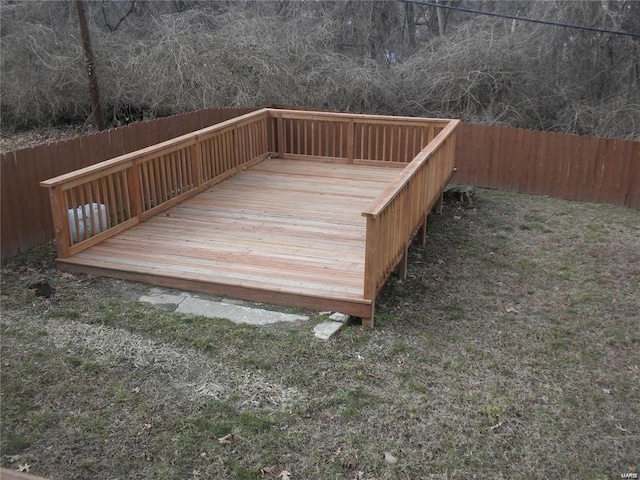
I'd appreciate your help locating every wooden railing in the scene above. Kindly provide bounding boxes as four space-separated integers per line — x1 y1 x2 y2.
40 109 270 258
361 119 460 302
41 107 458 324
269 109 451 166
264 109 459 319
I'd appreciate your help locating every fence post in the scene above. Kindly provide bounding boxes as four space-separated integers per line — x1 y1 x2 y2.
49 186 71 258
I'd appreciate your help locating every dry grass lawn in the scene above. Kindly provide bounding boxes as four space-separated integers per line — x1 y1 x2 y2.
1 189 638 479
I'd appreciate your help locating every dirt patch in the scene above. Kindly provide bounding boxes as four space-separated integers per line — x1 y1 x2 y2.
2 190 639 480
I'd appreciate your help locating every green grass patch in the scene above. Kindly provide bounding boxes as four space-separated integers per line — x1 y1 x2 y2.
2 189 639 479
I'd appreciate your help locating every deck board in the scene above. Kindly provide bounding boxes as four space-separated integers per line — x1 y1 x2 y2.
59 159 400 314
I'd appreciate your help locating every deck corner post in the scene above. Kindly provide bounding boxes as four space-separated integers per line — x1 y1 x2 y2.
126 165 143 219
49 186 71 258
347 118 355 164
363 215 378 302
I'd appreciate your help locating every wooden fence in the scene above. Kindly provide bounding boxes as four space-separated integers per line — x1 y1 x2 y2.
454 123 640 209
1 107 257 259
4 108 639 260
40 109 270 259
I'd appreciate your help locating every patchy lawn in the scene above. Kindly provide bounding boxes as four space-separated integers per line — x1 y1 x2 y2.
1 189 638 480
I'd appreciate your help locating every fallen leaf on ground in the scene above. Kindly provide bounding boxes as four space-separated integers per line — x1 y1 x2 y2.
505 306 520 314
18 464 30 473
279 470 291 480
261 465 280 476
490 421 504 431
137 423 152 435
218 433 236 445
344 458 357 469
384 451 398 464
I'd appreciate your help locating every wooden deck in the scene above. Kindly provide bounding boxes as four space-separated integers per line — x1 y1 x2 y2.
57 158 401 317
41 108 460 325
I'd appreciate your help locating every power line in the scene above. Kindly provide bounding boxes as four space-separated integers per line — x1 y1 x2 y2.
400 0 640 39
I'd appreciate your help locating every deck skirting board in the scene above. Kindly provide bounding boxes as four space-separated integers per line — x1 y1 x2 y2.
57 260 373 319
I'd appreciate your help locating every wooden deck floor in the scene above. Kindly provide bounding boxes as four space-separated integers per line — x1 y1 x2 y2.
58 158 401 317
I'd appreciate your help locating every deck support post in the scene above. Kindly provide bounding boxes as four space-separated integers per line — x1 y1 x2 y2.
361 300 375 328
396 247 408 280
415 216 428 246
436 191 444 214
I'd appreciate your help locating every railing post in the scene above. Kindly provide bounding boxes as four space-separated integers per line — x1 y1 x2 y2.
362 215 378 328
127 165 143 219
193 141 203 187
277 113 285 158
347 118 355 164
234 125 241 166
363 216 377 301
49 186 71 258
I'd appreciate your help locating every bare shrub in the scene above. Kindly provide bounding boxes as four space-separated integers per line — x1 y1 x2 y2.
1 3 86 128
1 0 638 138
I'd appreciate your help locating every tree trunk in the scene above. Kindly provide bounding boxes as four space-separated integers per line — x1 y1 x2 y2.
75 0 104 130
405 2 416 48
435 0 446 36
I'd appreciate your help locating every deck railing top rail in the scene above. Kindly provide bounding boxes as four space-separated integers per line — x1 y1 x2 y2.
362 119 460 218
41 108 270 189
40 107 271 259
267 108 453 126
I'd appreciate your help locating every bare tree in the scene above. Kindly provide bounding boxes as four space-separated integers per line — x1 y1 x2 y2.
75 0 103 130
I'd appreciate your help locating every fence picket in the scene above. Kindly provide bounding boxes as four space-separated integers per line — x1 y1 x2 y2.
452 124 638 208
